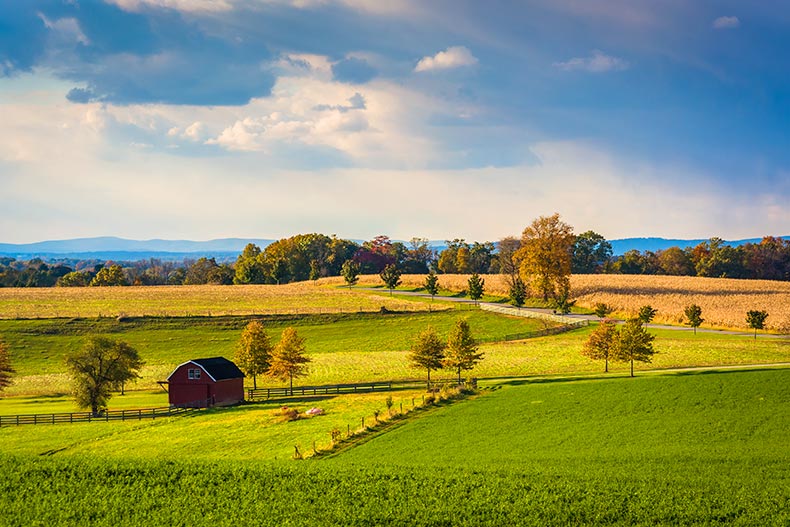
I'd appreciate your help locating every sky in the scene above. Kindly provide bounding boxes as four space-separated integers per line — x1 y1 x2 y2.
1 0 789 244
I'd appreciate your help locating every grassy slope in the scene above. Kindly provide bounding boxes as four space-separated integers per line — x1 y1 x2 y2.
3 369 788 526
0 309 549 400
3 317 789 403
0 390 424 461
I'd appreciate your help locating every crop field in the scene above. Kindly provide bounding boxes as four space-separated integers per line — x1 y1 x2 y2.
0 282 435 319
2 369 787 526
322 274 790 331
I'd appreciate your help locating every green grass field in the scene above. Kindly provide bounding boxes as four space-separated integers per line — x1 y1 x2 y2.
0 309 551 400
2 369 787 526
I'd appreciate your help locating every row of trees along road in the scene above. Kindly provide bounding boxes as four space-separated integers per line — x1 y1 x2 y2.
408 319 484 384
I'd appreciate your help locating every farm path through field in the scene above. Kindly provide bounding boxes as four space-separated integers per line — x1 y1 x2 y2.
360 288 790 339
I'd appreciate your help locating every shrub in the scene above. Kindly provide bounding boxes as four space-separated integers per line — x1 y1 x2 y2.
278 406 301 422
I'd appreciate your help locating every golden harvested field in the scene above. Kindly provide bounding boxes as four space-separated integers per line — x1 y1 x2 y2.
321 274 790 332
0 283 435 319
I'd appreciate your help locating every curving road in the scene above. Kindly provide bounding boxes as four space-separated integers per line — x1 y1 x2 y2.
361 287 790 339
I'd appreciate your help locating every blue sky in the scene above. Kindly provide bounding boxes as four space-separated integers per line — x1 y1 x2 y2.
1 0 788 243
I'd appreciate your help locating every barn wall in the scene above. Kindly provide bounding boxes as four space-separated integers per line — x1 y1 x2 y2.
210 378 244 406
168 364 211 407
168 363 243 407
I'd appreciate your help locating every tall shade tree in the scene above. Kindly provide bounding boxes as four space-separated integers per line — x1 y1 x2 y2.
424 271 439 301
572 231 613 273
613 319 656 377
407 326 446 385
268 327 311 396
235 320 273 390
746 310 769 340
509 277 527 308
638 305 658 324
684 304 704 334
65 337 143 416
443 319 483 384
582 320 618 373
379 264 402 295
341 260 361 289
515 213 575 302
467 273 485 306
0 338 14 391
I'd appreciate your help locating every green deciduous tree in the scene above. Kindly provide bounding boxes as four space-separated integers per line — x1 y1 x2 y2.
89 265 128 286
515 213 575 302
424 271 439 300
582 320 618 372
746 310 769 340
235 320 273 389
65 337 143 416
268 327 311 395
638 305 658 324
341 260 360 289
57 271 91 287
0 338 14 391
407 326 446 385
234 243 267 284
614 319 656 377
593 302 614 319
467 273 485 306
684 304 704 334
572 230 612 273
443 319 483 383
379 264 402 295
509 277 527 308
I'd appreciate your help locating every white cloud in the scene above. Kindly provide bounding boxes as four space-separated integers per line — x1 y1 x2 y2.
554 50 628 73
713 16 740 29
37 13 90 45
103 0 232 13
414 46 478 73
104 0 418 16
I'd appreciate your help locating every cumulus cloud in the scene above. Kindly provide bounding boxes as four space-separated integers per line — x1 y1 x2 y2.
712 16 740 29
554 50 628 73
414 46 478 72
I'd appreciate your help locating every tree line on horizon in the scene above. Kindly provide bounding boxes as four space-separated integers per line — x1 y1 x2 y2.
0 227 788 288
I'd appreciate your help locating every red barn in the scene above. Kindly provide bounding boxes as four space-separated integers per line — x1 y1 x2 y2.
167 357 245 408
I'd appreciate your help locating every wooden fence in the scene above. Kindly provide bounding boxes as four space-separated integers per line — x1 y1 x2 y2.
247 380 431 401
246 378 475 401
480 303 589 328
0 405 202 427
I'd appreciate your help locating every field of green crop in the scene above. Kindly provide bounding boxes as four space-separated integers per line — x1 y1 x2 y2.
2 369 787 526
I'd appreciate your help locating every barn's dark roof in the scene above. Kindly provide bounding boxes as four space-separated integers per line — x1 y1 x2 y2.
190 357 245 381
191 357 244 381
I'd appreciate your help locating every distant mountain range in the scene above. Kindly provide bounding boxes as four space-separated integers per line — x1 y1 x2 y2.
0 235 787 261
